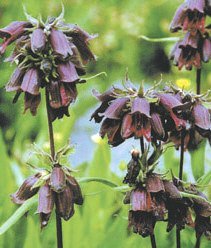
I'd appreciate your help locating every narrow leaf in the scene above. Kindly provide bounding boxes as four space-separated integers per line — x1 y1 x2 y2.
139 35 180 43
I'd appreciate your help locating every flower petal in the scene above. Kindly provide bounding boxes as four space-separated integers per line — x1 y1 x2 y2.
21 68 40 95
57 61 79 83
6 68 24 92
11 173 41 204
131 97 150 118
31 28 46 53
103 97 129 119
50 29 73 58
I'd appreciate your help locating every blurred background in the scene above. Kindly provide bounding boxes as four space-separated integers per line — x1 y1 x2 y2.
0 0 210 247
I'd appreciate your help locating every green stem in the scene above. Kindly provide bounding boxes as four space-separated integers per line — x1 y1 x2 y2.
45 88 63 248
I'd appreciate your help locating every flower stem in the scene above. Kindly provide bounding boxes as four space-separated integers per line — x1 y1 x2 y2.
195 237 201 248
176 228 181 248
176 131 185 248
45 88 63 248
140 137 145 154
179 131 185 180
196 69 201 95
140 137 157 248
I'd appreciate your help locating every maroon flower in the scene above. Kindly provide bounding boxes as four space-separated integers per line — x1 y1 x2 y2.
57 61 79 83
31 28 46 53
170 32 202 70
124 183 166 237
157 93 187 130
3 10 96 120
11 173 41 204
0 21 31 54
163 180 194 232
192 191 211 239
170 0 206 33
37 183 54 229
11 165 83 228
65 24 97 64
50 29 73 58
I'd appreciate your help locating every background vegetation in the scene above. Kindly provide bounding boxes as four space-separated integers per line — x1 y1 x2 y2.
0 0 210 247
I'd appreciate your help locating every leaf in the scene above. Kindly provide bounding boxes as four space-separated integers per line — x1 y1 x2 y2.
23 5 39 26
78 177 118 188
0 198 38 235
190 141 206 180
139 35 180 42
197 171 211 190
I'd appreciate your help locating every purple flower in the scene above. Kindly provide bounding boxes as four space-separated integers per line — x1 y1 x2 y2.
21 68 40 95
170 0 206 32
11 173 41 204
37 183 54 229
57 61 79 83
50 29 73 58
31 28 46 53
0 21 31 54
65 24 97 64
11 165 83 228
170 32 202 70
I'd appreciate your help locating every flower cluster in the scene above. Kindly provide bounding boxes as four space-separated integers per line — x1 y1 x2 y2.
91 79 211 150
123 148 211 239
11 165 83 228
170 0 211 70
1 9 96 120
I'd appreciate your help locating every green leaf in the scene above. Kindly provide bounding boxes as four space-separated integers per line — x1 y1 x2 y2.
78 177 118 188
190 141 206 180
197 171 211 190
0 198 38 235
139 35 180 42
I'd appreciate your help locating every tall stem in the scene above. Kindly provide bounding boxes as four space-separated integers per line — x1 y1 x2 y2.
195 237 201 248
140 137 157 248
196 69 201 95
179 131 185 180
176 131 185 248
195 68 201 247
45 88 63 248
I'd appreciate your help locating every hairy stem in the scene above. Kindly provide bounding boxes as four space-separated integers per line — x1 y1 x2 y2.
196 69 201 95
140 137 157 248
45 88 63 248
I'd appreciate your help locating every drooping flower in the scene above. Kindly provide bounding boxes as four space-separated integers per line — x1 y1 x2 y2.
91 80 169 146
11 165 83 228
2 8 96 120
170 0 206 33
